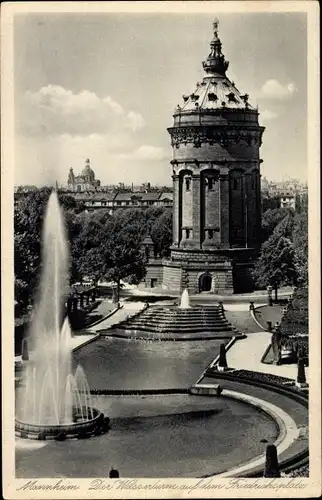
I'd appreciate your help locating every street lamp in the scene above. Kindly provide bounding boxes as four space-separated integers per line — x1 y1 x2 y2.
267 285 273 307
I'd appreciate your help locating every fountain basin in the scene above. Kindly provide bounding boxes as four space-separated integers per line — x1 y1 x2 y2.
15 407 106 440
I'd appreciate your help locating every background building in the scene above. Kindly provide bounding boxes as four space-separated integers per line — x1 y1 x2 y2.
67 159 101 192
261 176 307 211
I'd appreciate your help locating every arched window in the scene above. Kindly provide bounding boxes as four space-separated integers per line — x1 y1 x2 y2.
208 177 214 190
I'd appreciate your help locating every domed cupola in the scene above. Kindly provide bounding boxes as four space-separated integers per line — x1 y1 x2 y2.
81 159 95 181
172 19 257 121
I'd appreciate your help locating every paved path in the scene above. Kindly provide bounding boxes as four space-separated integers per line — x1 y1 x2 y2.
223 303 265 312
89 301 146 332
70 334 98 350
226 331 309 380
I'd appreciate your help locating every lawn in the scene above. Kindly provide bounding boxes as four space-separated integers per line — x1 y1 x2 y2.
254 305 283 330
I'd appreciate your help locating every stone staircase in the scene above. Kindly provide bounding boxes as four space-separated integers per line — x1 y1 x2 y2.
113 305 241 339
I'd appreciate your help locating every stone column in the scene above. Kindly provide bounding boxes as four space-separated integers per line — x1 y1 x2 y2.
243 172 252 248
172 174 180 247
191 174 201 247
219 171 230 247
255 168 261 247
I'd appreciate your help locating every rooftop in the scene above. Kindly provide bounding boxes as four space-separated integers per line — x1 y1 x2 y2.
174 19 255 115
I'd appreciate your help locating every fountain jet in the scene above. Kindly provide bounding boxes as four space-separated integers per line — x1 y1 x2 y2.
179 289 191 309
16 192 96 431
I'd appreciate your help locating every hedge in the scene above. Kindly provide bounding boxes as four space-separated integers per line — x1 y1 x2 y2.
278 288 308 360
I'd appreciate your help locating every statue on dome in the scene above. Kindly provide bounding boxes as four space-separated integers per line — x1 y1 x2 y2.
213 18 219 39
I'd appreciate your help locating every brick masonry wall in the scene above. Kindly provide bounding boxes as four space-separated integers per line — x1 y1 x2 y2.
163 263 183 291
229 169 244 245
145 262 164 288
173 141 260 163
162 259 234 294
172 176 180 246
167 109 263 292
220 174 230 245
182 174 192 228
203 172 220 245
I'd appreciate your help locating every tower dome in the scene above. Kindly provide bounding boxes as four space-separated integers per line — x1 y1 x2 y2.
163 19 265 295
81 159 95 181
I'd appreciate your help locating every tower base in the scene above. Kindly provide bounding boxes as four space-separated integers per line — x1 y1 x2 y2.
162 247 256 294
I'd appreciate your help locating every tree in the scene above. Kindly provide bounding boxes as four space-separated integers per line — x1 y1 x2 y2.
292 211 308 287
14 188 52 310
253 219 297 300
78 209 147 300
261 207 293 242
69 211 108 284
150 208 173 257
295 192 308 214
144 206 165 235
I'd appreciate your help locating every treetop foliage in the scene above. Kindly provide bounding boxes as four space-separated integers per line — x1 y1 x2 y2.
14 191 173 311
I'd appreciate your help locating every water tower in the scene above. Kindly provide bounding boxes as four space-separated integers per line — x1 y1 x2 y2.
163 19 265 294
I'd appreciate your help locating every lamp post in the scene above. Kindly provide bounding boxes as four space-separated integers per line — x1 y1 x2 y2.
267 285 273 307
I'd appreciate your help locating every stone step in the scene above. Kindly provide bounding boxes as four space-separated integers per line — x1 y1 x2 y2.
117 325 233 333
129 314 227 324
127 320 230 327
132 311 225 317
147 307 221 311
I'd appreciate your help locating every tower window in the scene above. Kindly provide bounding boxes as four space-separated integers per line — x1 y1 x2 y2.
208 177 214 190
185 178 191 191
208 92 218 102
185 229 190 239
233 178 239 190
208 229 213 239
227 92 236 103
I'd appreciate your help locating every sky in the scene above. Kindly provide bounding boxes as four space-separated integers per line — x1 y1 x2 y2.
14 11 307 187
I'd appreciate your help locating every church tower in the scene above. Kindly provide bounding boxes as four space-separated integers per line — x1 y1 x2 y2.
163 20 265 293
